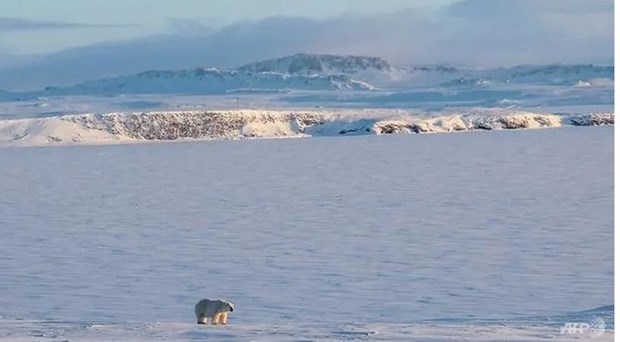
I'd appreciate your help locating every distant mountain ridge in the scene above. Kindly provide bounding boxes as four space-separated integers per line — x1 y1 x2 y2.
236 53 393 75
459 64 614 85
0 53 613 99
42 67 373 96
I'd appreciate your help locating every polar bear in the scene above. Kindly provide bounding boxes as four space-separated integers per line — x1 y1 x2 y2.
195 299 234 325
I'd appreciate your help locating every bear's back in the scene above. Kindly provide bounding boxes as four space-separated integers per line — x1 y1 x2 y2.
195 299 213 316
195 299 225 316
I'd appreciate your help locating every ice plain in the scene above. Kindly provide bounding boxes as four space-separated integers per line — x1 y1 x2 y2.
0 127 613 341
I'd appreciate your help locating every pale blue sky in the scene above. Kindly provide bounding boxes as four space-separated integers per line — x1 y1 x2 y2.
0 0 456 54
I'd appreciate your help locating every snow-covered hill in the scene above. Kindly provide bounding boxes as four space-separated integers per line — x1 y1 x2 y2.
0 53 611 102
508 64 613 84
31 54 388 97
236 53 393 75
236 56 614 89
440 64 614 88
0 109 612 147
41 68 372 96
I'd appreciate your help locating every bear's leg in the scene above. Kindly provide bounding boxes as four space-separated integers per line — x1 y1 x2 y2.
212 313 221 325
197 316 208 324
219 312 228 325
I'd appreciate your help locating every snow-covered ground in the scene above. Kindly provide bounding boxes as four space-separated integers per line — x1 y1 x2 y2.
0 316 613 341
0 53 613 340
0 127 613 341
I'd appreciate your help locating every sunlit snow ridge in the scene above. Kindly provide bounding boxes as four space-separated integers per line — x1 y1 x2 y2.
0 109 613 147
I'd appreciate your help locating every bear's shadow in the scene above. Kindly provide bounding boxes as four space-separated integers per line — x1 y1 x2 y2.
181 329 236 340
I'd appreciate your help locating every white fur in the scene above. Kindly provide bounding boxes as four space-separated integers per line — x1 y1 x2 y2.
195 299 234 325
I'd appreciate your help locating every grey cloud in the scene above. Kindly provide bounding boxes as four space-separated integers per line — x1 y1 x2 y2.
434 0 613 65
0 17 131 32
445 0 613 16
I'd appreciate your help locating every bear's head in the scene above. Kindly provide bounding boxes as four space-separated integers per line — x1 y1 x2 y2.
222 300 234 312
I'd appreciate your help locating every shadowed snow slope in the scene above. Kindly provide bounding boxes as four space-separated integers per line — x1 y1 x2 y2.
0 109 613 147
41 69 373 96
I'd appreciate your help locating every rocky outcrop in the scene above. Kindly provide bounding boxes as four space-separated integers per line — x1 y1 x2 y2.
565 113 614 126
0 110 613 147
